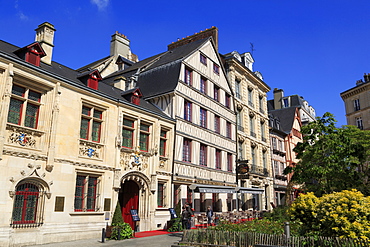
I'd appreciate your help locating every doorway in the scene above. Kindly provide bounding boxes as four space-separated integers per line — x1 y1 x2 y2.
119 180 139 230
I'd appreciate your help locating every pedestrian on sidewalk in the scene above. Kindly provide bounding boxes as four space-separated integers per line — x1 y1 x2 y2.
206 206 213 226
182 205 191 229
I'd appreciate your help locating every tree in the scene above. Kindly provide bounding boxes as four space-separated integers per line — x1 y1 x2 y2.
284 112 370 196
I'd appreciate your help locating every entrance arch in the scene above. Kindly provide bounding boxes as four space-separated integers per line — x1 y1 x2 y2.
119 180 139 230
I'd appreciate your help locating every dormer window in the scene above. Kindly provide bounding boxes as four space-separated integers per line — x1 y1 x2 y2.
14 42 46 67
122 88 142 106
77 70 102 90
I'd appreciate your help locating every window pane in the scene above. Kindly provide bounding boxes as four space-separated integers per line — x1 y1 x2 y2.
160 139 166 156
28 90 41 102
92 121 101 142
82 106 91 116
74 176 85 211
140 124 150 132
87 177 97 211
24 103 39 128
123 119 134 127
93 110 102 119
140 133 149 151
8 98 23 125
80 118 89 139
25 195 38 222
157 183 164 207
12 194 24 222
122 129 133 148
12 85 25 96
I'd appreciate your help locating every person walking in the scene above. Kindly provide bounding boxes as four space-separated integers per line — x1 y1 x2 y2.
181 205 191 229
206 206 213 226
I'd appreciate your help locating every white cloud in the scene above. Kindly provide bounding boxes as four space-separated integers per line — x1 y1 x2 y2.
18 12 28 20
90 0 109 11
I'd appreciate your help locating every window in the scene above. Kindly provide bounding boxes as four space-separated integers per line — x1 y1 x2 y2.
237 110 243 131
200 144 207 166
200 77 207 94
227 153 232 172
213 63 220 75
139 123 150 152
184 67 192 85
354 99 360 111
356 117 363 130
226 121 232 138
11 181 45 227
122 118 135 149
251 146 256 170
259 96 264 113
159 129 167 156
80 105 103 142
8 84 41 129
248 88 254 107
184 100 192 122
200 108 207 128
74 174 100 212
200 53 207 65
261 122 266 142
263 151 267 169
250 116 255 137
215 149 221 169
157 183 165 207
183 138 192 162
235 80 241 99
214 86 220 102
173 185 180 207
283 98 289 108
214 115 220 134
225 93 231 108
238 142 244 160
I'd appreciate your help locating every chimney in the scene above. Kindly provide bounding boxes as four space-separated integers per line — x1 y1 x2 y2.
273 88 284 110
35 22 56 65
110 31 131 58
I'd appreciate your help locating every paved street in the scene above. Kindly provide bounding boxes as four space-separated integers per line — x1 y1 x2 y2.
28 232 183 247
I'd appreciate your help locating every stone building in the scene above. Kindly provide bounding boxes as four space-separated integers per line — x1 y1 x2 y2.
0 23 175 246
340 73 370 130
222 51 273 211
103 27 239 213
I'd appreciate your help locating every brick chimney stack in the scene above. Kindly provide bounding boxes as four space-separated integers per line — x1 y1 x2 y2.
35 22 56 65
273 88 284 110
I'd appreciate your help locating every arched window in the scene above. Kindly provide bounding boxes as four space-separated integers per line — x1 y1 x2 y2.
11 181 46 228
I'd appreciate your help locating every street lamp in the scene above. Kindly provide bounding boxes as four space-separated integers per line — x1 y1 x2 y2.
189 184 197 210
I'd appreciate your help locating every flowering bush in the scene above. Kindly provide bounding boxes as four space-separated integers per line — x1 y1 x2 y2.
289 189 370 239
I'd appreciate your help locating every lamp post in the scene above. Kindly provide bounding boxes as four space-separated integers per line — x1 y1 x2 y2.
189 184 197 210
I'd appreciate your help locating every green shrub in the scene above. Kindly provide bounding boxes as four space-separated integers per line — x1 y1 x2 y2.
167 217 183 232
289 189 370 239
110 222 133 240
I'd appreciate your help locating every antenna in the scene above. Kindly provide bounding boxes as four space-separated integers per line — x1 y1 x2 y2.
250 42 255 55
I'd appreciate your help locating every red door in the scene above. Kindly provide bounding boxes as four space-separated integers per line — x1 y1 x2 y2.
120 180 139 230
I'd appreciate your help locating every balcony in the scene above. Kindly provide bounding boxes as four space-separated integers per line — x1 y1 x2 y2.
250 166 268 176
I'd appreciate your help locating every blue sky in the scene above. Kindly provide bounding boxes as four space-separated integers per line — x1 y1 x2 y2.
2 0 370 127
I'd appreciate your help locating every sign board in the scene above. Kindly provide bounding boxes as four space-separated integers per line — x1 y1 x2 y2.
130 209 140 221
169 208 177 219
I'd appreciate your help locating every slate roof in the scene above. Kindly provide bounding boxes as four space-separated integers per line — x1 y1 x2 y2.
103 38 210 98
267 95 306 111
268 107 298 134
0 40 171 119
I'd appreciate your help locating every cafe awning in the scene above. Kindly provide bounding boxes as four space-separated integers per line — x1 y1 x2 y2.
237 187 264 194
189 184 264 194
190 184 236 193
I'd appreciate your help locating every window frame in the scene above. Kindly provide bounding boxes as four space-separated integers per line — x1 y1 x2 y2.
74 174 100 212
184 67 193 86
200 53 207 66
8 84 42 129
159 129 168 157
214 85 220 102
139 122 151 152
227 153 232 172
183 138 192 163
122 118 135 149
226 121 232 139
184 100 192 122
215 149 221 170
157 182 165 208
225 93 231 108
214 115 220 134
200 77 207 94
213 63 220 75
199 144 207 166
200 108 207 128
80 105 103 143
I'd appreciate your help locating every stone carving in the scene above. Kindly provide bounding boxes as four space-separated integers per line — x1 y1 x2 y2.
9 132 36 147
79 140 102 159
120 147 149 171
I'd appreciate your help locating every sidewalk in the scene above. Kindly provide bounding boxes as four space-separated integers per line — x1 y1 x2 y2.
28 232 183 247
